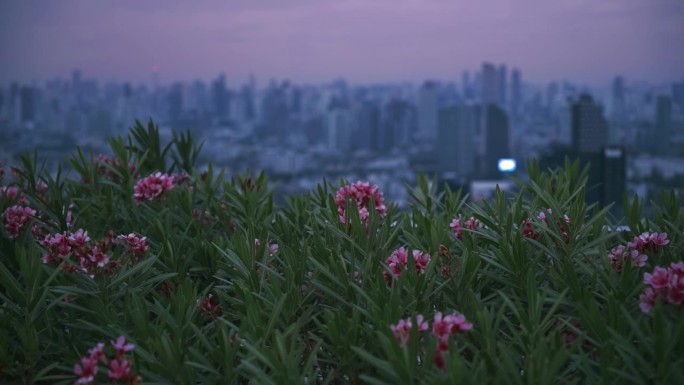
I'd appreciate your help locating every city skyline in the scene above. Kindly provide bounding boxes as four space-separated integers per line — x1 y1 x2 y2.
1 0 683 86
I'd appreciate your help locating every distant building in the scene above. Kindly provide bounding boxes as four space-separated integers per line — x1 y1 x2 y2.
611 76 626 121
673 80 684 109
417 81 439 141
354 101 380 151
601 147 626 217
510 69 521 119
655 95 672 154
381 99 415 151
20 86 36 123
571 94 609 153
327 104 353 152
498 64 507 107
211 74 229 119
437 104 479 176
481 63 498 106
484 104 510 176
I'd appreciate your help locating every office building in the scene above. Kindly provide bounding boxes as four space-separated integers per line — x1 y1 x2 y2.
571 94 609 153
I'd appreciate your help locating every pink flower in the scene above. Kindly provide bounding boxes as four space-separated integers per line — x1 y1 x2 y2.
108 358 131 380
0 186 21 201
432 312 473 338
68 229 91 247
629 232 670 253
88 343 107 364
390 315 428 346
450 216 480 240
88 246 110 268
644 267 670 290
133 172 175 203
2 205 36 239
334 181 387 224
449 218 463 239
639 287 658 313
667 270 684 305
111 336 135 356
118 233 149 259
640 261 684 313
74 356 98 385
384 247 431 284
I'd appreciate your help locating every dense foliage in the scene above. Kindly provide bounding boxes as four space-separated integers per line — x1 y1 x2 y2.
1 121 682 384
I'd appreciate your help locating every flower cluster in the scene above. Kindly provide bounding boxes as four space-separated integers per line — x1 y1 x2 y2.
41 229 114 274
73 336 137 384
334 181 387 224
133 172 175 203
639 261 684 313
608 232 669 272
384 247 431 285
449 216 480 239
628 232 670 254
608 244 647 272
390 315 429 346
0 186 27 204
390 312 473 370
116 233 150 261
2 205 37 239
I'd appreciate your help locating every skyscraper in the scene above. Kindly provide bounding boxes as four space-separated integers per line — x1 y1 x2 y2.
19 86 36 123
611 76 625 120
511 69 521 119
484 104 510 176
571 94 609 153
437 103 479 176
655 95 672 154
417 81 439 141
498 64 507 107
481 63 498 106
211 74 229 119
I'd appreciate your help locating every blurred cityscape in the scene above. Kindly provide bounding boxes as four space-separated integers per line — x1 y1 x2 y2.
1 65 684 214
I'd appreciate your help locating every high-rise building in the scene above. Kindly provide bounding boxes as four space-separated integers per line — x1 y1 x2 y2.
481 63 498 106
354 101 380 151
611 76 626 120
211 74 229 119
498 64 507 107
571 94 609 153
382 99 415 151
20 86 36 123
655 95 672 154
601 147 626 217
462 71 473 99
417 81 439 141
437 103 479 176
673 80 684 109
511 69 521 119
484 104 510 176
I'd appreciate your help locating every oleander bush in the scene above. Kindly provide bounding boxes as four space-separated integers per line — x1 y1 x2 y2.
1 120 683 385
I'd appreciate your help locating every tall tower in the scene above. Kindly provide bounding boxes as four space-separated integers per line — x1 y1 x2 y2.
417 80 439 141
498 64 507 107
655 95 672 154
484 104 510 176
511 69 521 119
571 94 608 153
481 63 498 106
611 76 625 120
438 103 479 176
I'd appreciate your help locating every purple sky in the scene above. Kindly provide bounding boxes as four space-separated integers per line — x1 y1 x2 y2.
1 0 683 86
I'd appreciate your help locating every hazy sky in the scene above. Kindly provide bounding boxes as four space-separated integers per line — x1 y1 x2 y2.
1 0 683 86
